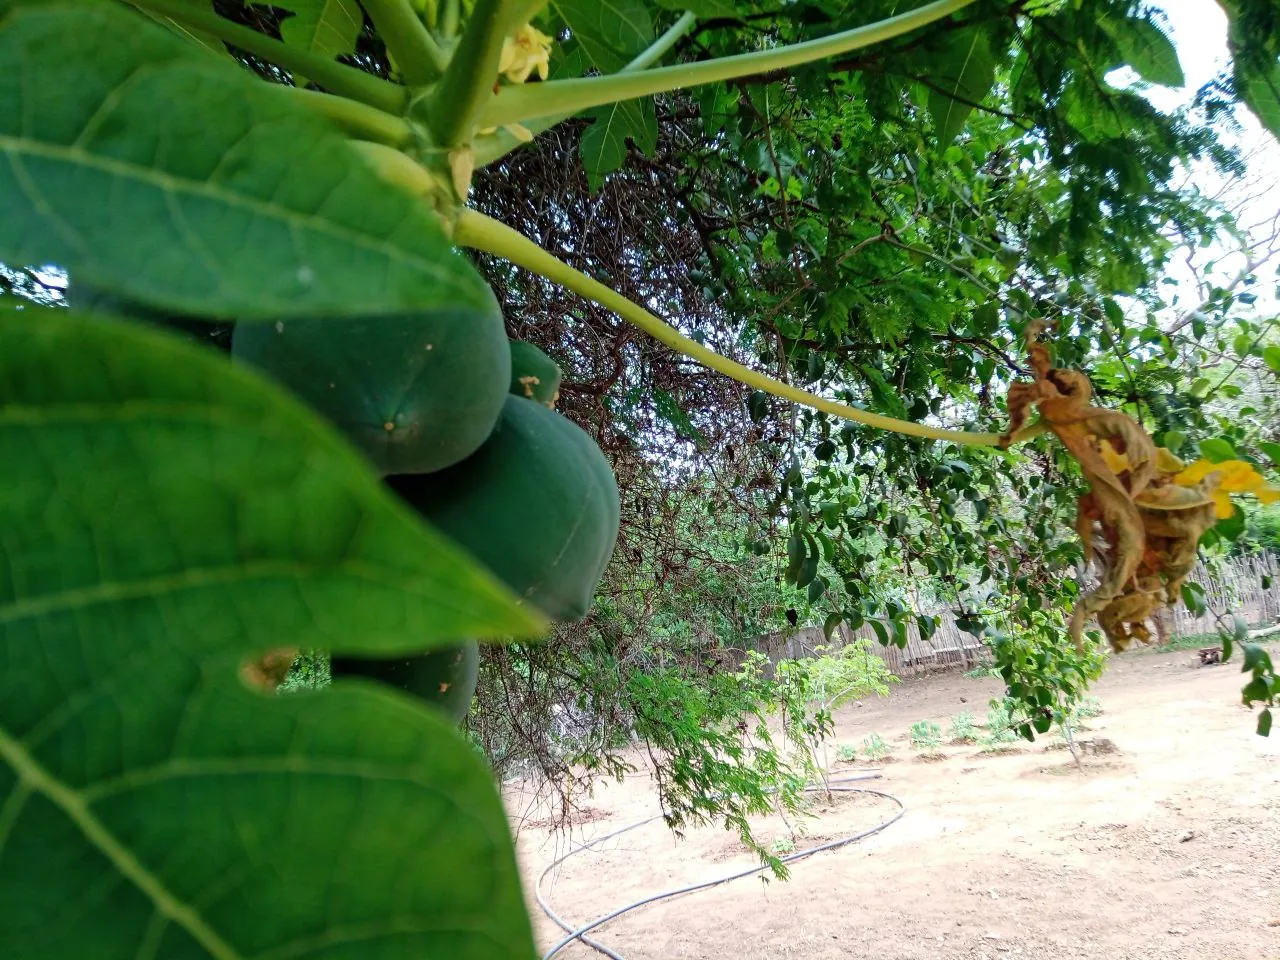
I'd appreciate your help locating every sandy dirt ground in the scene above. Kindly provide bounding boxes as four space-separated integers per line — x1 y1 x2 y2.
507 647 1280 960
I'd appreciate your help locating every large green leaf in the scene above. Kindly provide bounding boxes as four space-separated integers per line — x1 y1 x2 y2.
927 28 998 146
581 98 657 192
1218 0 1280 138
652 0 739 17
549 0 657 186
550 0 653 72
278 0 363 75
1100 15 1184 87
0 305 542 958
135 3 228 57
1234 57 1280 137
0 0 491 320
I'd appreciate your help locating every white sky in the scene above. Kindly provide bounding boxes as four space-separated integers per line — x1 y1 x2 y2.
1130 2 1280 321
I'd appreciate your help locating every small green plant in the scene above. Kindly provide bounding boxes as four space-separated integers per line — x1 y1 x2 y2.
948 711 979 744
862 733 891 761
784 640 899 712
1072 696 1103 720
981 698 1021 747
909 720 943 750
964 663 1001 680
836 743 858 763
771 836 796 855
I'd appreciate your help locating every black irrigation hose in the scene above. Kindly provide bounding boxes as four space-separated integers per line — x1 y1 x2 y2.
536 773 906 960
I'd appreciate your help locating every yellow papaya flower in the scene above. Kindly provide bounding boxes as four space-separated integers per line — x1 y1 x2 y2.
1172 457 1280 518
499 24 552 84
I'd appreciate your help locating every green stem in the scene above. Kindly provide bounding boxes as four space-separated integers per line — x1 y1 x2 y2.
473 10 700 167
360 0 449 82
503 0 549 29
456 209 1012 447
122 0 408 115
479 0 975 128
631 11 698 70
426 0 507 146
278 88 416 146
440 0 460 38
349 142 442 195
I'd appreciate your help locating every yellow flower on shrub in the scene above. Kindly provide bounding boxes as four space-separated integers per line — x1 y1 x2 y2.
1173 457 1280 518
499 24 552 84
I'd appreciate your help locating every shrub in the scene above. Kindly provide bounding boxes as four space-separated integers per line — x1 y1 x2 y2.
862 733 892 761
909 720 943 750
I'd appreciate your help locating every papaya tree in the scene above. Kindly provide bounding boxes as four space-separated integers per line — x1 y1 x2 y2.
2 0 1280 955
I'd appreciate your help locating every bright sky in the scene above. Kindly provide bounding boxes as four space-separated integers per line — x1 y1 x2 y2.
1128 2 1280 322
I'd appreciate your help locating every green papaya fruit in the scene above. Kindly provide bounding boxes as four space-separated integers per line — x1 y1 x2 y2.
231 293 509 476
330 642 479 724
68 281 234 352
508 340 562 407
389 395 620 622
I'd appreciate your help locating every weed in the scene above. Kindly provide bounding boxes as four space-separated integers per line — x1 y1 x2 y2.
835 743 857 762
949 711 979 744
771 836 796 855
862 733 891 761
1072 696 1103 720
909 720 943 750
981 698 1020 746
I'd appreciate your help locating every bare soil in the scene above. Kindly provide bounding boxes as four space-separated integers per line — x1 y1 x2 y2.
507 647 1280 960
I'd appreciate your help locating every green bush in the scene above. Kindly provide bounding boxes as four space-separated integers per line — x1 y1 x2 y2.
949 711 979 743
909 719 943 750
862 733 892 761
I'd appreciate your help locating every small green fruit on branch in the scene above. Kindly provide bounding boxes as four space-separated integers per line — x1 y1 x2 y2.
455 209 1033 448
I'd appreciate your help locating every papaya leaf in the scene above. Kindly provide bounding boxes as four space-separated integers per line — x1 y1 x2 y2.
1219 0 1280 138
0 1 492 320
581 97 657 192
550 0 653 71
1235 59 1280 138
549 0 656 185
0 306 542 957
652 0 739 18
278 0 363 77
134 4 227 57
926 28 998 146
1099 15 1184 87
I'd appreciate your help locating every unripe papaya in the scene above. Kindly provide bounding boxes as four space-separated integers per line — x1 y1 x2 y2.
330 642 478 724
508 340 561 407
231 291 509 476
68 281 234 352
389 395 620 622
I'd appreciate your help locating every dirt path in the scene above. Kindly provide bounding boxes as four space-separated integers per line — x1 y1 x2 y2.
508 648 1280 960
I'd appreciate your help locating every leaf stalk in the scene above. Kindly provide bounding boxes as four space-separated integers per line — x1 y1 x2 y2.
478 0 976 128
455 209 1029 448
122 0 409 114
